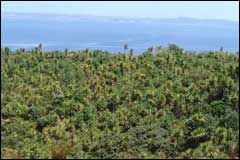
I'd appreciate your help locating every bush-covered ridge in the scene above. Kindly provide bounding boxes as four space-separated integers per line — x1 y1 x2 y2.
1 45 239 159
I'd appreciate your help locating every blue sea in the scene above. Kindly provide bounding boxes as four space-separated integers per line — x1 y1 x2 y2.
1 13 239 54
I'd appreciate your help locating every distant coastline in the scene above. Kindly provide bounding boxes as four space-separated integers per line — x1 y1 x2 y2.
2 12 239 53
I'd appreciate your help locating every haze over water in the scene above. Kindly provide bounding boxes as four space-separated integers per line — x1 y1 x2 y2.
1 13 239 54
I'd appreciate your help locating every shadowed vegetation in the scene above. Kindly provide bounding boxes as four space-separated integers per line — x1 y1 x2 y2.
1 44 239 159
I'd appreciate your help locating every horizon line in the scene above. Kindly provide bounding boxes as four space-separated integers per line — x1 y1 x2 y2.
2 11 239 22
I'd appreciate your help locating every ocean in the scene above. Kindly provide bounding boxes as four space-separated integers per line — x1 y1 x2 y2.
1 13 239 54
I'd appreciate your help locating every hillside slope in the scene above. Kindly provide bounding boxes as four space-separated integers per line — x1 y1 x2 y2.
1 46 239 159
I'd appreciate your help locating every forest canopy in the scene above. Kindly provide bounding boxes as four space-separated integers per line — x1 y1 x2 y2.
1 45 239 159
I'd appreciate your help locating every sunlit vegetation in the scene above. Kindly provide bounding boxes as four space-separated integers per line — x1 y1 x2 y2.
1 44 239 159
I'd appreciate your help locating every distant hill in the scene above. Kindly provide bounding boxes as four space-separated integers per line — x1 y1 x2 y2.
2 12 238 26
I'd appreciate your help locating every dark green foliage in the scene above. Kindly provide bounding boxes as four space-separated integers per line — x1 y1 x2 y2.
168 44 184 54
1 45 239 159
209 100 226 117
36 113 58 132
220 109 239 131
75 106 97 129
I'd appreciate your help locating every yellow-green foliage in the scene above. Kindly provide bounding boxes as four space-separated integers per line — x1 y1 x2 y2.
1 45 239 159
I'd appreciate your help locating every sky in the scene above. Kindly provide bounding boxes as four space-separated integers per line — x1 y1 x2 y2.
1 1 239 21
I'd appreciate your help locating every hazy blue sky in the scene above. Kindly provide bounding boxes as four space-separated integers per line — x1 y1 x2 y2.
1 1 239 21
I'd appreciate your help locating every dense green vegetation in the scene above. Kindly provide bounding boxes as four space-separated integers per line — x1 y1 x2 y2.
1 45 239 159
